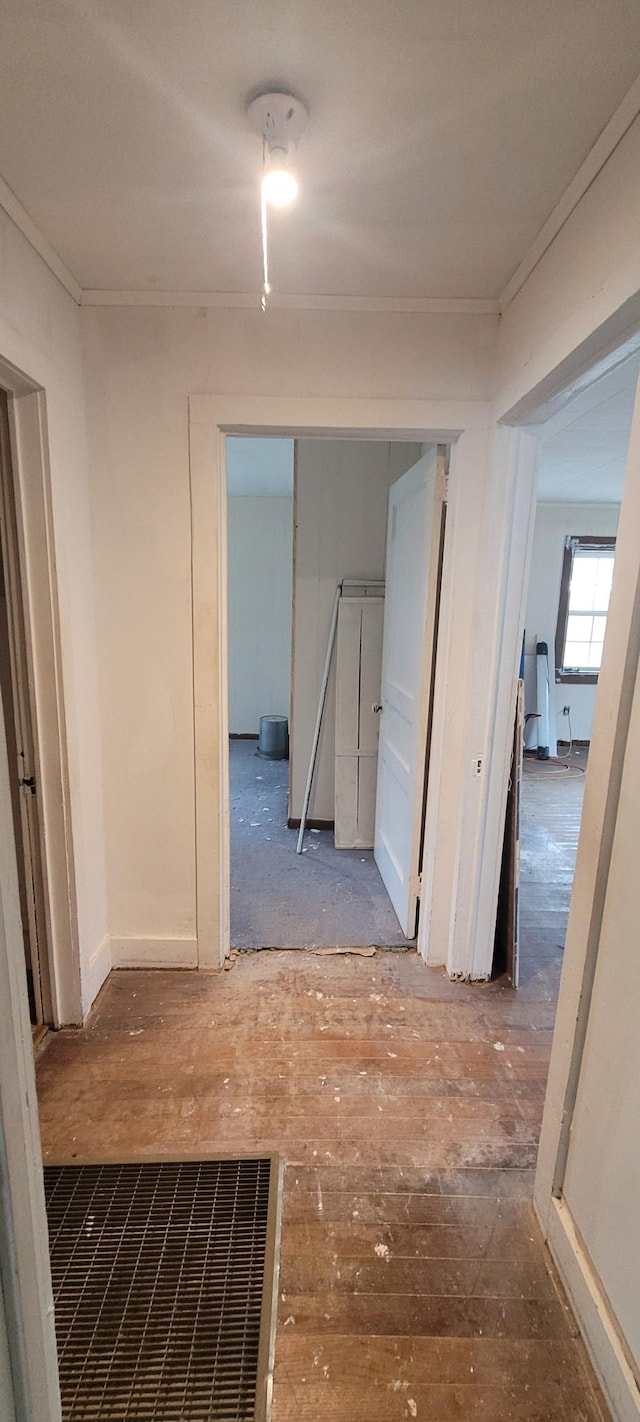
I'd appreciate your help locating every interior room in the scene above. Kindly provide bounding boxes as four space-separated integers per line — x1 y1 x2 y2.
512 357 638 991
1 6 640 1422
227 433 440 951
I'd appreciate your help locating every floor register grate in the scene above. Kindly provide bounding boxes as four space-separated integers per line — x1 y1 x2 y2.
44 1157 282 1422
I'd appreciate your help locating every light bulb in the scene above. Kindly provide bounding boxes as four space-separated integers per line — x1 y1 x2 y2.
262 166 298 207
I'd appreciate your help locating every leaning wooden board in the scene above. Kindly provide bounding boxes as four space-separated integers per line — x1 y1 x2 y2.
494 678 524 985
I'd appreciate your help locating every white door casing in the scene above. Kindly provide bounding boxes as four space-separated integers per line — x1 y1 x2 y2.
374 448 443 936
0 372 82 1026
188 395 495 977
0 685 61 1419
0 393 51 1023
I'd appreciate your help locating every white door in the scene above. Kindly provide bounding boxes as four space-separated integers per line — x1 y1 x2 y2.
374 447 444 935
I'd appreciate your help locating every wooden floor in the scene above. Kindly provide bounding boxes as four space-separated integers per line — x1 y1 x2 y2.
519 749 587 988
36 752 605 1419
37 945 607 1420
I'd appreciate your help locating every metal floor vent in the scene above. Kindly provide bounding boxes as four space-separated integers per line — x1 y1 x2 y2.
44 1157 281 1422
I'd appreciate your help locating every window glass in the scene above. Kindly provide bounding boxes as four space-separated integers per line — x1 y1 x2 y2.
561 546 615 674
568 553 613 614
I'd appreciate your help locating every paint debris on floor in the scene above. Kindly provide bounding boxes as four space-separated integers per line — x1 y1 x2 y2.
229 739 411 951
34 736 605 1420
37 949 609 1422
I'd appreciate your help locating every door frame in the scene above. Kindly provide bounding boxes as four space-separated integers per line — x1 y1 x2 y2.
0 357 81 1026
0 653 61 1421
0 391 53 1027
500 325 640 1421
188 393 500 972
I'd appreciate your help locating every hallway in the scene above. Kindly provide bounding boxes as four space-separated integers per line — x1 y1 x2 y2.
37 951 608 1421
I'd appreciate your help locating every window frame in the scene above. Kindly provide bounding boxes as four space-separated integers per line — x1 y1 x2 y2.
555 534 616 685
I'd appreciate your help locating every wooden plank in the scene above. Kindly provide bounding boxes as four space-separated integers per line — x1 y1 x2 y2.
508 679 525 987
276 1291 572 1339
335 596 384 849
355 754 378 848
335 599 361 756
274 1333 599 1388
271 1379 604 1422
494 678 524 984
334 753 359 849
358 599 384 756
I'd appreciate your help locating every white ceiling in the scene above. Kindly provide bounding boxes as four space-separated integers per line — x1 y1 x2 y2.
226 438 294 497
0 1 639 298
537 356 639 503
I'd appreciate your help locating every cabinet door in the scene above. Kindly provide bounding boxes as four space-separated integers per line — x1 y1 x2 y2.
335 597 384 849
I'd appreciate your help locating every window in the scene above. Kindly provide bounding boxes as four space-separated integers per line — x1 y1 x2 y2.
555 535 616 684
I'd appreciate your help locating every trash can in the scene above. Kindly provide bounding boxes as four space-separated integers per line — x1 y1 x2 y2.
257 715 289 760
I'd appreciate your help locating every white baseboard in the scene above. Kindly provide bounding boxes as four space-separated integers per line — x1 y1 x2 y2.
83 934 112 1017
547 1199 640 1422
110 936 198 969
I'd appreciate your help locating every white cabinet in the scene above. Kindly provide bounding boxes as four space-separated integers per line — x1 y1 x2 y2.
334 595 384 849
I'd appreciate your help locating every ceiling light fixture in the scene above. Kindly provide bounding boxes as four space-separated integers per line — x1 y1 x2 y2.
262 151 298 208
247 89 308 308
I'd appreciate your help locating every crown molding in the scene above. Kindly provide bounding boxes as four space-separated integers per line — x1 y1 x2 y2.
80 290 500 313
500 74 640 312
0 181 499 313
0 174 82 304
0 185 498 312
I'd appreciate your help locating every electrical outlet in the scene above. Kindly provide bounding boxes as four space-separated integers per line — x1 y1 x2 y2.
472 755 483 777
563 705 570 716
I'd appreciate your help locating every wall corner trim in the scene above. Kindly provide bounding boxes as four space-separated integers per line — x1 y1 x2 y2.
0 173 500 315
110 936 198 969
0 174 82 304
80 290 501 314
499 76 640 311
82 934 111 1020
545 1199 640 1422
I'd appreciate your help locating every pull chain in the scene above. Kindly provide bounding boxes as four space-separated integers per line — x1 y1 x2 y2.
261 139 271 312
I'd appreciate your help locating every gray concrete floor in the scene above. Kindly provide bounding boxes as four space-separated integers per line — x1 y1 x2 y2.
229 739 412 950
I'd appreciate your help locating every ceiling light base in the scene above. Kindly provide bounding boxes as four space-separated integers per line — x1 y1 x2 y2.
247 90 308 152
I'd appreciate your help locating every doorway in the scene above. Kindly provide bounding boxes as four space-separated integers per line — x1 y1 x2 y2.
495 353 639 991
0 390 51 1028
225 434 444 951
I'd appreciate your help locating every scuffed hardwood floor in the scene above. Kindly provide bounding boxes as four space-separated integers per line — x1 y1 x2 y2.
37 946 608 1421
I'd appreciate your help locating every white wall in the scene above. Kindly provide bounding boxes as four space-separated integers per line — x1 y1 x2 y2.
496 114 640 421
436 110 640 991
486 108 640 1421
291 440 421 822
81 304 497 954
523 503 619 750
227 496 293 735
227 437 294 496
561 641 640 1377
0 207 108 1019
